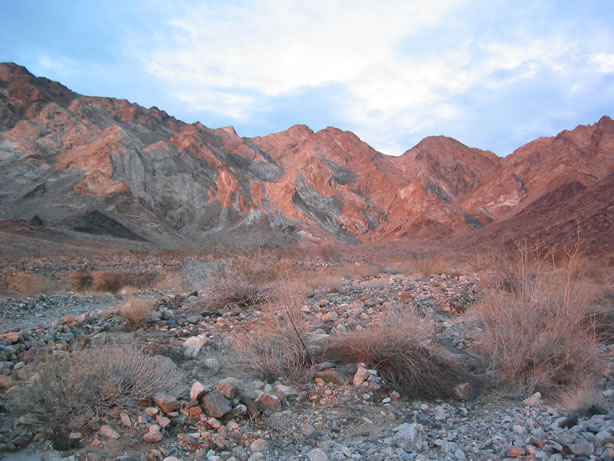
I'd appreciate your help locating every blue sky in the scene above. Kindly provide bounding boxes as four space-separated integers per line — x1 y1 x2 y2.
2 1 614 156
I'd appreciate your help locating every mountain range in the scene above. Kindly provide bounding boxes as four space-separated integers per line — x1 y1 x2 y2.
1 62 613 255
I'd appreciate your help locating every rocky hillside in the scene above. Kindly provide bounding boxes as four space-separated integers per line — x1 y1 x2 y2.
1 62 613 250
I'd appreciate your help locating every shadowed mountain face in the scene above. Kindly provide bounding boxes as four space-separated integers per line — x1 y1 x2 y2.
1 62 613 250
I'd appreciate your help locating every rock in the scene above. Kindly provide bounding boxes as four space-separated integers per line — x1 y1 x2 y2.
392 423 423 452
522 392 542 407
595 430 614 446
98 425 120 439
144 428 163 443
307 448 329 461
569 441 594 457
453 382 472 400
184 334 207 358
255 392 281 411
314 370 346 385
250 438 268 452
0 375 12 390
201 391 232 418
352 365 370 386
275 384 299 398
153 393 180 414
508 446 525 458
559 413 579 429
204 358 220 374
120 412 132 428
156 415 171 428
190 381 205 401
216 377 243 399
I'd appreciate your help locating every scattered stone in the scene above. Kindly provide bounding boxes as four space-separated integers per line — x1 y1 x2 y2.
250 438 268 452
453 382 472 400
144 427 163 443
508 446 525 458
98 425 120 440
522 392 542 407
190 381 205 401
307 448 329 461
201 391 232 418
255 392 281 412
314 370 346 385
204 358 220 374
352 365 370 386
392 423 423 452
184 334 207 358
216 377 243 399
153 393 181 414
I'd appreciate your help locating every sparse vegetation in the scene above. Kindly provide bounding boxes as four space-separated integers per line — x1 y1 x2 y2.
201 251 288 309
471 245 603 395
119 296 154 328
322 307 462 399
13 341 180 430
233 278 313 383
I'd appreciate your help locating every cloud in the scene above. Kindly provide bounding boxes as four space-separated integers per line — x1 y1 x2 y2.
141 0 614 154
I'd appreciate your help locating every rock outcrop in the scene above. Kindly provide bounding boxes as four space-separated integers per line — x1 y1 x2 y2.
1 62 613 250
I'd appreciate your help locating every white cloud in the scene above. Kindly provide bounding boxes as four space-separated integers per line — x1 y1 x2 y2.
141 0 614 154
591 52 614 73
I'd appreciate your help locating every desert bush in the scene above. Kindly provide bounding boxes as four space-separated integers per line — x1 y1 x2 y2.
339 262 381 279
558 376 605 413
322 308 460 399
13 341 180 430
201 251 284 309
119 296 154 329
233 279 313 383
5 270 59 297
396 253 449 278
471 247 602 395
71 269 93 291
91 271 158 294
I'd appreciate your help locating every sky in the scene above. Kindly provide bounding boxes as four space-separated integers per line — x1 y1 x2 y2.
1 1 614 156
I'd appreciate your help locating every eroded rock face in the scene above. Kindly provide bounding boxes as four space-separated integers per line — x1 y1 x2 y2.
1 62 613 249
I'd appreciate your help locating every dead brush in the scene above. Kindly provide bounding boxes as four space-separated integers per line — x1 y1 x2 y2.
119 296 154 329
12 341 180 430
471 243 603 395
202 251 286 309
322 307 461 399
232 278 314 383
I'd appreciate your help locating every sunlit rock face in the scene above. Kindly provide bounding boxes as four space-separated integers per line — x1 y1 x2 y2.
1 63 613 249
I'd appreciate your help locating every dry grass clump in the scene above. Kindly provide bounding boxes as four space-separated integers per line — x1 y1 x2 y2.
13 341 180 430
89 271 158 294
558 377 605 413
322 308 461 399
233 280 313 383
202 251 287 309
472 246 603 395
5 270 60 297
339 262 381 279
119 296 154 329
392 253 449 278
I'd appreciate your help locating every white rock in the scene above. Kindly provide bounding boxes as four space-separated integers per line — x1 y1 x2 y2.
190 381 205 401
307 448 329 461
184 334 207 358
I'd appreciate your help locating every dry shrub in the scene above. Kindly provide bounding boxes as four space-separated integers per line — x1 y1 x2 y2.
13 341 180 430
119 296 154 329
558 376 605 413
339 262 381 279
91 271 158 294
399 254 449 278
202 252 284 309
71 269 93 291
322 308 461 399
5 270 59 297
472 246 602 395
233 279 313 383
